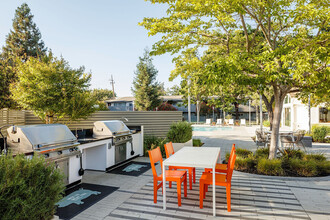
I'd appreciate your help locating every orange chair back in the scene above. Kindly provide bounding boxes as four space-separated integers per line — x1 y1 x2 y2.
148 147 163 177
227 154 236 183
228 144 236 164
164 142 174 158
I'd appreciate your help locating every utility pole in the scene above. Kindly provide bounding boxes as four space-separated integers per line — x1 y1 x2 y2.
109 75 115 97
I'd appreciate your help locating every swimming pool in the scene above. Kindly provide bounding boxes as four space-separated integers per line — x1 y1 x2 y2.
192 126 234 132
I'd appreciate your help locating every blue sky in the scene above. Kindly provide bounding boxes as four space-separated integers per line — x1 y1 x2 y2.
0 0 181 96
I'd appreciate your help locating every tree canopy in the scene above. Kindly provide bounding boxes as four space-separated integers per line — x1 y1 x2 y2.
132 49 161 111
1 3 46 60
91 88 115 111
0 3 47 109
11 53 96 124
141 0 330 159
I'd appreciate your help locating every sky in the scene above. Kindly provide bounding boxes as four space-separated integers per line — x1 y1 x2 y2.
0 0 181 97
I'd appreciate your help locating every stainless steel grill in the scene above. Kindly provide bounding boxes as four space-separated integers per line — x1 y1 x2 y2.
6 124 83 185
93 120 133 164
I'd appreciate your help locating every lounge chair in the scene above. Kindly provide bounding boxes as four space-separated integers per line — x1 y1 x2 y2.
216 119 222 126
205 118 212 125
240 119 246 126
228 119 234 126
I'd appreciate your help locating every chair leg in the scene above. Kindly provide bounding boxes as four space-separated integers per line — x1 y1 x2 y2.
204 184 207 199
189 169 192 190
153 180 158 204
193 168 196 183
184 174 187 197
169 181 172 188
199 181 204 209
226 185 231 212
177 180 181 206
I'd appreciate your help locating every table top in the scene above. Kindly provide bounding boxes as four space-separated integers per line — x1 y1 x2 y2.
265 130 293 135
163 147 220 168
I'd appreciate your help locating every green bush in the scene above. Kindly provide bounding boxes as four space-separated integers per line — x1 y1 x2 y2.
235 157 257 172
257 158 283 176
312 126 330 142
193 138 202 147
167 121 192 143
255 148 269 159
235 148 253 158
304 154 326 162
144 135 168 158
280 148 305 159
0 153 65 220
286 158 318 177
263 120 270 127
315 160 330 176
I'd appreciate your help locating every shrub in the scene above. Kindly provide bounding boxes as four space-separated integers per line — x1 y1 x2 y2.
144 135 168 158
157 102 178 111
193 138 202 147
315 161 330 176
257 158 283 176
280 148 305 159
0 153 65 220
255 148 269 159
286 158 318 177
225 114 232 119
312 126 330 142
235 157 257 172
263 120 270 127
235 148 253 158
304 154 326 162
167 121 192 143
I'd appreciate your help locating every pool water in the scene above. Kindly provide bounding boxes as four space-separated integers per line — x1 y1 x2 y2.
192 126 234 132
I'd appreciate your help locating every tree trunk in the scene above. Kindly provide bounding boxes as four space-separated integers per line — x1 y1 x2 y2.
196 100 200 123
262 94 275 131
256 105 259 124
268 91 286 159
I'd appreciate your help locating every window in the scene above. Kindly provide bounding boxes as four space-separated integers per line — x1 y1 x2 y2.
284 107 291 126
284 95 291 104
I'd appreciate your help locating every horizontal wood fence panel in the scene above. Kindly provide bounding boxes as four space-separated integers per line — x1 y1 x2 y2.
23 111 183 137
0 109 26 136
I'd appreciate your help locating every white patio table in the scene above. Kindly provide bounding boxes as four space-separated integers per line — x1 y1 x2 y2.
162 147 221 216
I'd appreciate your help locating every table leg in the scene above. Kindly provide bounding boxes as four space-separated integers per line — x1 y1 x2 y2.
163 163 166 210
213 164 216 216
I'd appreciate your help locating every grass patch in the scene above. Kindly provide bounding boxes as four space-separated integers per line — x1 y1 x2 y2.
233 147 330 177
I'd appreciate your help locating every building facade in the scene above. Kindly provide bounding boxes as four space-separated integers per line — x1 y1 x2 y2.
281 94 329 131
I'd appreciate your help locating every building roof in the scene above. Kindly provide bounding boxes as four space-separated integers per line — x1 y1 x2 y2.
105 96 135 103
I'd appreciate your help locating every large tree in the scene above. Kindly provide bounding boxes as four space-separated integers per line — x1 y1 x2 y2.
132 49 161 111
141 0 330 159
91 88 115 110
2 3 46 60
1 3 47 108
11 53 96 124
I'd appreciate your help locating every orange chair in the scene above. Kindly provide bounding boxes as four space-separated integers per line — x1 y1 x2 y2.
148 147 187 206
204 144 235 174
199 153 237 212
164 142 196 190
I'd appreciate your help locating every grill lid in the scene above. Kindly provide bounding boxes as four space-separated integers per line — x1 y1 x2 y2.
7 124 77 149
93 120 131 138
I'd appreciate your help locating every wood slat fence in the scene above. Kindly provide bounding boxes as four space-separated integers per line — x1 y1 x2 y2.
0 109 183 137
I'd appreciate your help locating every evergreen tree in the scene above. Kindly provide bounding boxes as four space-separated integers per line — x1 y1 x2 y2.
132 49 161 111
1 3 46 60
0 3 46 108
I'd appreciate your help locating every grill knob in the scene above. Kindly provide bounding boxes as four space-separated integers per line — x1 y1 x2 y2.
57 151 62 155
44 153 49 158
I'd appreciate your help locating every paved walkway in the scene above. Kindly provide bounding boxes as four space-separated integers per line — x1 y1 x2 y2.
65 126 330 220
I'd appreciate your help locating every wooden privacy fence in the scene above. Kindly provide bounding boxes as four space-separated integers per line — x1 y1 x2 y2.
0 109 183 137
